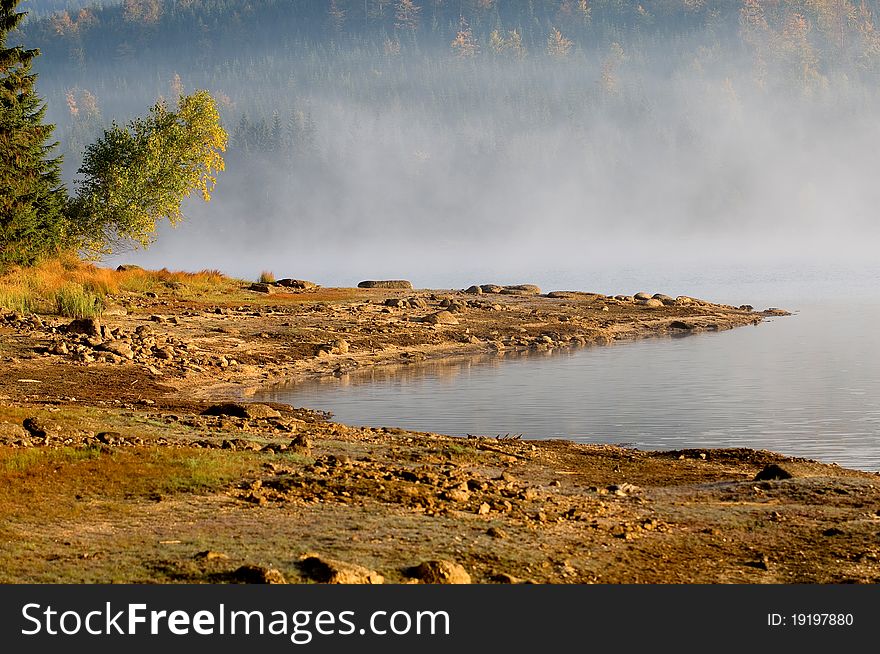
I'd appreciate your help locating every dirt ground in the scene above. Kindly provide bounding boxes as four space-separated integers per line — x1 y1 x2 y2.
1 277 877 584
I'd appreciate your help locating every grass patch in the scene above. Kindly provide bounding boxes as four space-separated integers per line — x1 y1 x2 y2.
2 446 102 474
53 283 104 318
0 446 260 522
0 256 241 315
259 270 275 283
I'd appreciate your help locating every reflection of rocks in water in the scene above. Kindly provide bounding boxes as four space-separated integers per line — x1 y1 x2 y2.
276 346 579 396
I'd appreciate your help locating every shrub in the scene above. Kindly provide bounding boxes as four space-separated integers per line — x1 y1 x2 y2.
259 270 276 283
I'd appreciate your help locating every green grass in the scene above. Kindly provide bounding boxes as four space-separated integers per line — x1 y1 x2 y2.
53 283 104 318
2 446 103 474
0 290 37 315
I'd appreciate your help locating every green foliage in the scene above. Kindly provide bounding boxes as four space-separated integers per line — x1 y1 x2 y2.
0 0 68 267
52 282 103 318
72 90 228 254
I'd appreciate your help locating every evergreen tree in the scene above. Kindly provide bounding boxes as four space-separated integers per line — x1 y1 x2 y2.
0 0 66 267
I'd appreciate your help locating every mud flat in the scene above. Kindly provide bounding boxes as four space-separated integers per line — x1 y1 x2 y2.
2 276 877 584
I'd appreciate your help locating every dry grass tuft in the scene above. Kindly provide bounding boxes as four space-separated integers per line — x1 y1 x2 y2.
0 257 237 315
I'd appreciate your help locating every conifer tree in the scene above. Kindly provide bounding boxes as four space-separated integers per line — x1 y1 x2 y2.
0 0 67 266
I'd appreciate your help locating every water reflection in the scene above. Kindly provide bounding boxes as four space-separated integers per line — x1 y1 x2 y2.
257 302 880 472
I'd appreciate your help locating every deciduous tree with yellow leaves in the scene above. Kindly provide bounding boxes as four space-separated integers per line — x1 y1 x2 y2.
71 90 228 254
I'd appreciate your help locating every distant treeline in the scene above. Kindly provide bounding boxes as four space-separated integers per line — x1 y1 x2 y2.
17 0 880 245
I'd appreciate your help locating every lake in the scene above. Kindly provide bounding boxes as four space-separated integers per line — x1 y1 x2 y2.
254 263 880 471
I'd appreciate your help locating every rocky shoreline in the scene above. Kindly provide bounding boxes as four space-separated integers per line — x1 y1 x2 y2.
2 277 878 584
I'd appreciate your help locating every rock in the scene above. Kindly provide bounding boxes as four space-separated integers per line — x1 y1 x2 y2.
407 297 428 309
66 317 100 336
275 278 318 290
652 293 675 304
406 560 471 585
384 299 405 308
358 280 413 289
100 340 135 360
480 284 503 294
423 311 459 325
502 284 541 294
103 306 128 317
546 291 581 299
96 431 123 445
298 554 384 584
641 298 664 308
332 339 350 354
22 417 48 438
231 565 287 584
249 283 276 294
739 304 754 312
202 403 282 420
615 295 634 302
491 573 522 584
669 321 694 330
823 527 845 537
442 487 471 503
608 482 640 496
754 464 794 481
194 550 229 561
288 434 311 455
116 264 144 272
465 285 483 294
486 527 507 539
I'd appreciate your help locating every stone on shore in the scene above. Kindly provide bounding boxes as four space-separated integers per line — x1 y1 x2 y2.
249 283 276 294
202 403 282 420
298 554 385 584
358 280 413 289
406 560 471 584
231 565 287 584
423 311 459 325
66 317 101 336
275 278 318 290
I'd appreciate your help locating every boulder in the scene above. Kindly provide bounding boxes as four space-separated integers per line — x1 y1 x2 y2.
298 554 384 584
465 285 483 295
502 284 541 294
202 403 282 420
99 340 135 360
357 280 413 289
231 565 287 584
66 317 100 336
480 284 503 294
275 278 318 290
641 298 664 308
634 292 653 301
249 283 276 294
423 311 459 325
653 294 676 305
754 464 794 481
22 417 48 438
406 560 471 584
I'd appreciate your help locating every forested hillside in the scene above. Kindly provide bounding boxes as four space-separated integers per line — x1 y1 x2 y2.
17 0 880 268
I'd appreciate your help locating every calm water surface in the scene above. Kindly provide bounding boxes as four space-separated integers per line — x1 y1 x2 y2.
256 265 880 471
